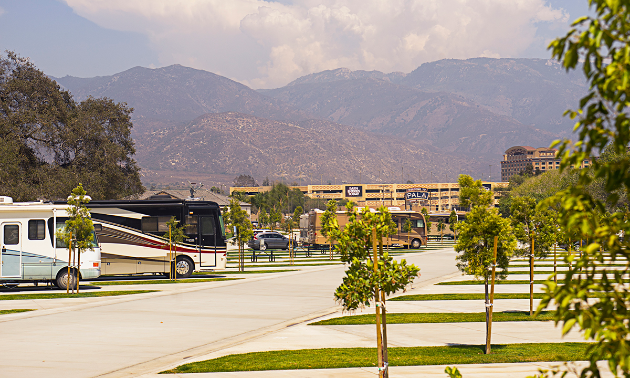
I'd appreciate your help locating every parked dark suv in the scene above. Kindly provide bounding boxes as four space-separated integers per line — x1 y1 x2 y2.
248 231 290 251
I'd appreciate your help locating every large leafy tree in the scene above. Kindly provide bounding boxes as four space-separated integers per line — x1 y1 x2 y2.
0 51 143 200
454 175 517 354
533 1 630 377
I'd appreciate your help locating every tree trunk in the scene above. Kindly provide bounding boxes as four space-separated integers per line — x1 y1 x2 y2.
372 228 384 378
530 236 534 316
379 239 388 378
484 276 489 354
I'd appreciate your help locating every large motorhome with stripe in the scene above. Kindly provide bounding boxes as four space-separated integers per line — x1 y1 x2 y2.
82 198 227 277
0 197 101 289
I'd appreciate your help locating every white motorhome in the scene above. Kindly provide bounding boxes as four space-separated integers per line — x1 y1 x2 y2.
0 197 101 289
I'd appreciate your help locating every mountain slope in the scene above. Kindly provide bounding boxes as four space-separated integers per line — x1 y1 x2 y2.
53 65 309 132
135 112 488 184
263 77 558 156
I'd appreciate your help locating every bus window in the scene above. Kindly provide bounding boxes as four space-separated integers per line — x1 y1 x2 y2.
4 225 19 245
141 216 171 233
414 219 425 228
200 216 215 235
185 216 198 235
55 222 98 248
28 220 46 240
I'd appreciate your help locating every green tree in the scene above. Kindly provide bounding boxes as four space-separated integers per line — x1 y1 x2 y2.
454 175 517 354
402 217 413 247
163 216 186 280
333 203 420 377
437 219 445 245
258 209 269 229
223 199 253 272
56 184 95 292
421 207 432 237
269 207 282 230
320 200 339 260
449 210 458 240
0 52 143 201
293 206 303 224
533 2 630 376
510 196 559 315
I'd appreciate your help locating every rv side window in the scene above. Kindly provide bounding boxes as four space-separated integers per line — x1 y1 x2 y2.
200 217 215 235
185 216 198 234
28 220 46 240
4 225 19 245
141 216 171 233
414 219 425 228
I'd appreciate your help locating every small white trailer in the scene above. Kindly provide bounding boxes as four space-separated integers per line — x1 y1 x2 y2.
0 197 101 289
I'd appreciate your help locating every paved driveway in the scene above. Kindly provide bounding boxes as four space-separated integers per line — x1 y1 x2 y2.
0 248 457 378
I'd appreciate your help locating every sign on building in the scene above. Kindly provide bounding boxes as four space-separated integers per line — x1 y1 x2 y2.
405 188 429 200
345 185 363 197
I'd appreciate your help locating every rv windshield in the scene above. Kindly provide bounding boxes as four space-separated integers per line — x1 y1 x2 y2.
218 214 225 238
55 222 98 249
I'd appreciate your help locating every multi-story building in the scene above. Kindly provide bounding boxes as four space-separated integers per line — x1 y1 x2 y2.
501 146 591 182
230 182 508 212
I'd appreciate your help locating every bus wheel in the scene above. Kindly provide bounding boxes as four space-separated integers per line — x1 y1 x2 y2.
411 239 421 249
56 269 77 291
175 256 194 278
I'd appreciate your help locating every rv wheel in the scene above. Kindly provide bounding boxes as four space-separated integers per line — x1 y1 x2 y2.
56 269 77 291
175 256 194 278
411 238 421 249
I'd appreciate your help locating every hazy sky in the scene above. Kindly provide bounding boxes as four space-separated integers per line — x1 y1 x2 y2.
0 0 590 88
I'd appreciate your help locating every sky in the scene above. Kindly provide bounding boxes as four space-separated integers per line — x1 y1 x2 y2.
0 0 590 89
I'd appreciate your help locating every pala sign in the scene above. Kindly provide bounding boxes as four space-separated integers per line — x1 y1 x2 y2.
405 189 429 200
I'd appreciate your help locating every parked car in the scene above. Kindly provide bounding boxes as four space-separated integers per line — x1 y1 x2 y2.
248 231 290 251
252 229 271 236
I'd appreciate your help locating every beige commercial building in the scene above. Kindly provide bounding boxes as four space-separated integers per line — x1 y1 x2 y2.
501 146 591 182
231 182 507 212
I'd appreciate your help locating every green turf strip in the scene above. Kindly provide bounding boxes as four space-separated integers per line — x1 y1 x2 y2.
228 263 341 268
510 264 628 268
309 311 554 325
390 293 547 301
194 269 297 275
91 278 240 285
0 309 34 314
438 279 630 285
0 290 157 300
161 342 590 373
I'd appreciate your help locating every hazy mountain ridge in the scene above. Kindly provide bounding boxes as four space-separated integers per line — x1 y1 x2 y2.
135 112 486 184
49 59 582 185
263 77 559 156
53 65 311 130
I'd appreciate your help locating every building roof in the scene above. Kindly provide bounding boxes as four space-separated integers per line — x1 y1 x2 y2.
135 189 248 207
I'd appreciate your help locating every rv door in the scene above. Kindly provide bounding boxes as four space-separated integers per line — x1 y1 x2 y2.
198 216 217 268
1 222 22 278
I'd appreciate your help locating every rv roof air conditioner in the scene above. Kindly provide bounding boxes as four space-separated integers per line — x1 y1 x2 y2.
0 196 13 205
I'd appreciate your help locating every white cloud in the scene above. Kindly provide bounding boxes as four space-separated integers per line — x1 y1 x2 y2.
0 6 5 17
63 0 568 88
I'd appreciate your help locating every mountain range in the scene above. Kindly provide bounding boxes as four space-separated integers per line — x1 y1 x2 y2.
52 58 587 187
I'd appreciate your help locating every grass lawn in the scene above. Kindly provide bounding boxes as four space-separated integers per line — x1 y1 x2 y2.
91 278 240 285
439 279 630 285
194 270 298 275
309 311 555 325
0 290 157 300
161 342 590 373
390 293 547 301
0 309 34 314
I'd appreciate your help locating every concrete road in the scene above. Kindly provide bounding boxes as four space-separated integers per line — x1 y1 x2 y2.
0 248 457 378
